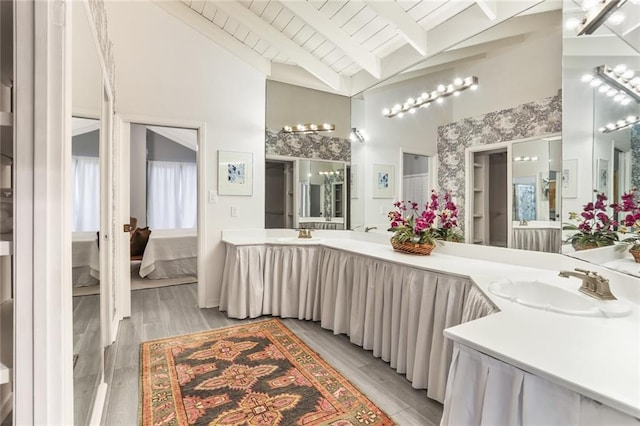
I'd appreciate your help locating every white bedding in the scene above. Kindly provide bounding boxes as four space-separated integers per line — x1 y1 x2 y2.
139 228 197 279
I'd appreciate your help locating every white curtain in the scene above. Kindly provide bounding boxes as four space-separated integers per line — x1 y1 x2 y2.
147 160 197 229
72 156 100 232
402 174 430 207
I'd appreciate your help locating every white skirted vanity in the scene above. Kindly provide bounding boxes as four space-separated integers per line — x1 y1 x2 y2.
221 229 640 425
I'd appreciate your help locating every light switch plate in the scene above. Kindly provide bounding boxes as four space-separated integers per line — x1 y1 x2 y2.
208 190 218 204
231 206 238 217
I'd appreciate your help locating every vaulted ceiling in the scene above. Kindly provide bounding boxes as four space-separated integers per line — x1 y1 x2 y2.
155 0 563 95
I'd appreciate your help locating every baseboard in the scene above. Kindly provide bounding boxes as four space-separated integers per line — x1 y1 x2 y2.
89 382 107 426
0 391 12 424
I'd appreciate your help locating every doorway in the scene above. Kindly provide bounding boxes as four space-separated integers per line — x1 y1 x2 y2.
469 148 508 247
265 159 294 228
402 153 430 207
116 117 205 317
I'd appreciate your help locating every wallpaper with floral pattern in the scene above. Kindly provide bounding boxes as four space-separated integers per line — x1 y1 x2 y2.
266 129 351 162
437 94 562 230
632 124 640 189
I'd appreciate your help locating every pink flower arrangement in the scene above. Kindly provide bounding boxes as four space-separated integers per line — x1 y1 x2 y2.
387 190 463 245
612 187 640 250
564 191 619 249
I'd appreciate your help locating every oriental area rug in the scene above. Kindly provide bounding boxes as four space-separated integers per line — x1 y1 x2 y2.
140 319 395 425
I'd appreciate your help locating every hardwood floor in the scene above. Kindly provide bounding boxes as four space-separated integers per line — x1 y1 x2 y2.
100 284 443 425
73 293 102 425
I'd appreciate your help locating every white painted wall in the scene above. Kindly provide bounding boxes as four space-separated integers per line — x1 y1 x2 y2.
105 1 266 307
356 27 561 229
71 1 101 117
266 81 351 139
452 30 561 121
130 124 147 228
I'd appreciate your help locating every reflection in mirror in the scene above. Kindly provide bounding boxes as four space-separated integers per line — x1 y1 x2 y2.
349 7 562 249
265 159 294 229
511 137 563 253
298 159 347 230
72 1 103 423
562 0 640 277
402 153 430 208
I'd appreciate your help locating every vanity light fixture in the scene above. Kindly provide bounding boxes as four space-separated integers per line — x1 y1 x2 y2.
282 123 335 134
318 170 341 176
598 115 640 132
350 128 368 143
595 64 640 102
382 76 479 118
582 64 639 104
513 156 539 162
575 0 628 36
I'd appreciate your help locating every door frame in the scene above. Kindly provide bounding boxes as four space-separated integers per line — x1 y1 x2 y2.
465 142 513 247
116 114 206 316
398 148 434 203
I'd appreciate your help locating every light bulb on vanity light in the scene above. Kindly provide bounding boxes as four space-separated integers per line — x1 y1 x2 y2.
453 91 461 96
607 89 618 96
453 77 463 86
614 64 627 74
590 78 602 87
470 84 478 91
598 85 609 93
437 84 446 93
437 98 444 104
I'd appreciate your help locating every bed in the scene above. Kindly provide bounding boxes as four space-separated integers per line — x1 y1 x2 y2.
138 228 197 279
72 232 100 287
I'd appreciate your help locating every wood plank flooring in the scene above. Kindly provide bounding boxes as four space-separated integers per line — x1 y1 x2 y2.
100 284 443 425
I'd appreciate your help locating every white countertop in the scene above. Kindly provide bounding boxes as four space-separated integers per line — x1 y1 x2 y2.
222 229 640 418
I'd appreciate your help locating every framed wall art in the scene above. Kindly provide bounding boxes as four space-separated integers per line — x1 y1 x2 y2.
597 158 609 195
372 164 394 199
218 151 253 196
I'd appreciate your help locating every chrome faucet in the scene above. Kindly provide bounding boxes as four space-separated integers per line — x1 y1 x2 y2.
558 268 616 300
297 229 312 239
365 226 377 233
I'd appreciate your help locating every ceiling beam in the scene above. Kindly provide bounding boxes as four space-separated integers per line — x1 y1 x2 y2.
476 0 497 20
350 0 545 95
364 1 428 56
279 1 381 78
152 1 271 76
214 1 342 90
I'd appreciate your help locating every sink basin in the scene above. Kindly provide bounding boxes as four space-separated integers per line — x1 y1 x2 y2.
271 237 323 244
488 279 632 318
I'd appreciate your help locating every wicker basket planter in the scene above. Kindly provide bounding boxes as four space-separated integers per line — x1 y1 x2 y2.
390 239 435 256
630 248 640 263
572 241 598 251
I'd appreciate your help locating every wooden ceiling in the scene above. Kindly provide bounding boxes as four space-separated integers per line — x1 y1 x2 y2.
155 1 563 95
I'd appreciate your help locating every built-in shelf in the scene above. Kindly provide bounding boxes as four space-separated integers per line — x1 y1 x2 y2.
0 362 9 385
473 188 482 192
472 239 483 244
0 112 11 127
473 214 483 218
473 162 482 168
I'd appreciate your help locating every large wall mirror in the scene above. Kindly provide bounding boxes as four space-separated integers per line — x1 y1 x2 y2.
348 5 563 252
562 0 640 276
71 2 106 423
